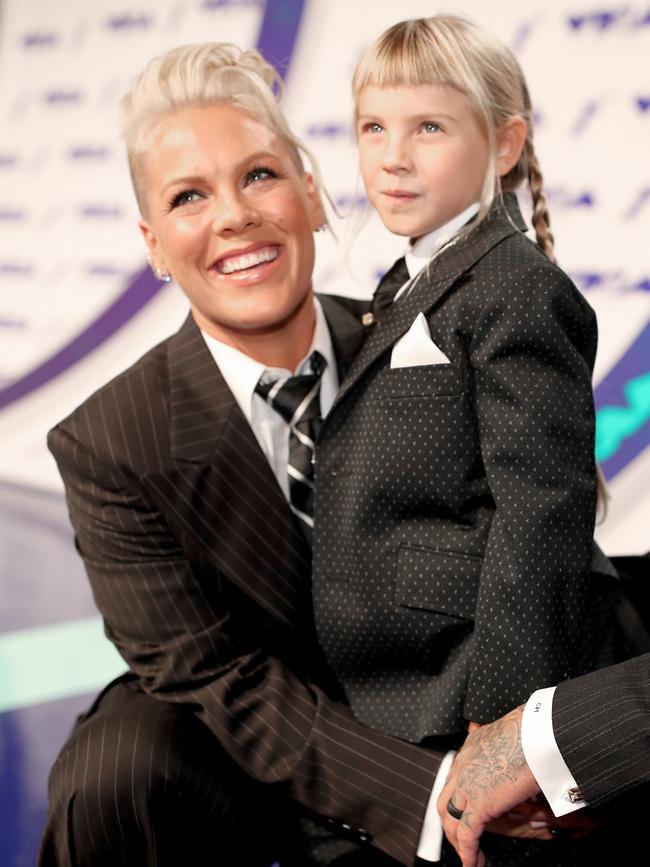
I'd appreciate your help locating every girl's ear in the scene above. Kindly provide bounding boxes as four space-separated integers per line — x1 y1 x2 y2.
304 172 326 231
496 116 527 177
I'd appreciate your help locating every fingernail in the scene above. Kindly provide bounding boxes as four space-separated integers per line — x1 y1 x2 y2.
530 820 550 829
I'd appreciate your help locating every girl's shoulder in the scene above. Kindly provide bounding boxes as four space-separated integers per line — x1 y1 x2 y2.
475 230 585 302
463 230 596 331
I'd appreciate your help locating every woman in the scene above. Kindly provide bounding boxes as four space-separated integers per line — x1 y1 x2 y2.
38 41 446 867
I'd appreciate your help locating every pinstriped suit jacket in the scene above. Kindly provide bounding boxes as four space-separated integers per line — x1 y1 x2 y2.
553 652 650 806
47 294 442 866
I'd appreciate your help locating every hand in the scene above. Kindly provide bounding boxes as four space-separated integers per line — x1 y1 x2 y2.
438 706 544 867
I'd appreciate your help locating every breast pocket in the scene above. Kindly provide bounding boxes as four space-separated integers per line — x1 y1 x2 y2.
373 364 465 399
395 544 482 620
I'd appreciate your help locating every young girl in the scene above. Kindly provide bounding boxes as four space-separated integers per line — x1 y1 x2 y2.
312 15 618 861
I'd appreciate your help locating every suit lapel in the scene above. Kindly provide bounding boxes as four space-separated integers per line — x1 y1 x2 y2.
318 293 371 382
164 315 311 628
168 315 239 463
332 194 527 411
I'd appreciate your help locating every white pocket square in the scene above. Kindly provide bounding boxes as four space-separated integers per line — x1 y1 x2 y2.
390 312 451 368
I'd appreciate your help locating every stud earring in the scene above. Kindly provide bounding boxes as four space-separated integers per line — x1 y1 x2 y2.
147 254 171 283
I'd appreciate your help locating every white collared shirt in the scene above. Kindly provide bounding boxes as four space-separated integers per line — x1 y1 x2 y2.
394 202 480 302
201 298 338 499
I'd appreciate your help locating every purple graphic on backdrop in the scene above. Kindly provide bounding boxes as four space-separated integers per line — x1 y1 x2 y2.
0 0 647 483
0 0 306 413
0 269 163 410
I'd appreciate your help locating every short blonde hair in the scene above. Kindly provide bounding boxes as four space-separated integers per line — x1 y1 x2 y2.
353 16 554 259
120 42 324 217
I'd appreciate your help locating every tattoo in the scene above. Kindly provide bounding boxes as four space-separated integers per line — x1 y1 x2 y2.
456 707 526 802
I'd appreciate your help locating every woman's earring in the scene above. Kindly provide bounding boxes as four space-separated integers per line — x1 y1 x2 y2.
147 254 172 283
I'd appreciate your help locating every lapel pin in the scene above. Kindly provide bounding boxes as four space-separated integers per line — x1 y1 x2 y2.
361 312 376 326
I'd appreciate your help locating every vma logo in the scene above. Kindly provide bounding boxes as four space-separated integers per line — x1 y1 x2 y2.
568 8 650 31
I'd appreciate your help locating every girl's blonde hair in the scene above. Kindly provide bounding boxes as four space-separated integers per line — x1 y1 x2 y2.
354 16 613 511
119 42 324 218
352 15 555 260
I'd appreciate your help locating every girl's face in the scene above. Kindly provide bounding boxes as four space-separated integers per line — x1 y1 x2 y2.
139 104 322 348
357 84 489 240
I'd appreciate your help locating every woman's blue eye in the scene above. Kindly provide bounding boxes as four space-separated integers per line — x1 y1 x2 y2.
169 190 202 209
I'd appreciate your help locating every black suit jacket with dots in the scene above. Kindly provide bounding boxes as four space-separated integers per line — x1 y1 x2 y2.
313 194 618 742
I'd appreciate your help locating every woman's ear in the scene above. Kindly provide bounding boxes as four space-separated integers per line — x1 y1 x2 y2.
496 115 527 177
139 220 169 279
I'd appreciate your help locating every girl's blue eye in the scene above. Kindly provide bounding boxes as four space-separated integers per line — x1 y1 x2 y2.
367 123 383 133
423 122 441 134
245 166 277 185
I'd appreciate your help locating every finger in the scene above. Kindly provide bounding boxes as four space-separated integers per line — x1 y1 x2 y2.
445 796 490 867
440 801 462 855
453 814 484 867
485 815 554 840
439 788 470 859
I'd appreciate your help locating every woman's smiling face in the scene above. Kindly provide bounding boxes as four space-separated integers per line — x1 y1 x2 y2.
139 103 322 348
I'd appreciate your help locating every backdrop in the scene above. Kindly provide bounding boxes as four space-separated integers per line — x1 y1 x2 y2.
0 0 648 554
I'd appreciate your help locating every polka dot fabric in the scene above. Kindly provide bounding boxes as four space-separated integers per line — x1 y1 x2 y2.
313 194 618 743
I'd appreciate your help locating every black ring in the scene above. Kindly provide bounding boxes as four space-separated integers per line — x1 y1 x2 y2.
446 799 464 820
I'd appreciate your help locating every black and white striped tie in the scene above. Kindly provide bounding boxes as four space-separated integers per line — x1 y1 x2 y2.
255 351 326 544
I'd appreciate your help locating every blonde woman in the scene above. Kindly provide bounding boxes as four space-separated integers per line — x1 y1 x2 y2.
38 42 446 867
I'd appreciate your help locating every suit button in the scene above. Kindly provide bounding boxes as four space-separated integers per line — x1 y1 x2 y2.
358 828 371 843
361 311 376 326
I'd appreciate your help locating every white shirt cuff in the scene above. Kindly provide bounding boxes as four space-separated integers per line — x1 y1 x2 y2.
416 750 456 861
521 687 587 817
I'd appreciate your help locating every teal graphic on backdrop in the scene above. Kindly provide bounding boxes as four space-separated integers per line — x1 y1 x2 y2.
595 319 650 479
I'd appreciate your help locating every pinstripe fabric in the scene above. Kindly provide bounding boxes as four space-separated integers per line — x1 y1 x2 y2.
40 295 442 867
40 678 259 867
553 652 650 806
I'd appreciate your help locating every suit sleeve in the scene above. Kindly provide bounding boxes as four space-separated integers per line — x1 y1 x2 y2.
463 255 601 721
553 654 650 805
48 420 440 866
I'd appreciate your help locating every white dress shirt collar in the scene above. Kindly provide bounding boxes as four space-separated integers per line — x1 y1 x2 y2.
405 202 480 280
200 296 338 424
